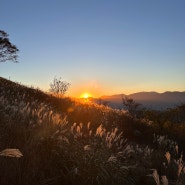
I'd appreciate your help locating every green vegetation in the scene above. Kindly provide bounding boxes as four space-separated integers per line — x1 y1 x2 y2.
0 77 185 185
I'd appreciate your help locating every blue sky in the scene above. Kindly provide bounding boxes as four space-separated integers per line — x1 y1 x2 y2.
1 0 185 97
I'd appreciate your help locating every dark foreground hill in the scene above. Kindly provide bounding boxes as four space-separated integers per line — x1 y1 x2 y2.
100 91 185 110
1 77 185 185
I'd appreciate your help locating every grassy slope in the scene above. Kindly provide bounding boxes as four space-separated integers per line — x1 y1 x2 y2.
0 77 185 185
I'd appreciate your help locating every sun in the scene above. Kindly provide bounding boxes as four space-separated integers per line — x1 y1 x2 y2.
81 93 91 99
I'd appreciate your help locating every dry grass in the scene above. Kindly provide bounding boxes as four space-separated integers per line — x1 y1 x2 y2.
1 77 185 185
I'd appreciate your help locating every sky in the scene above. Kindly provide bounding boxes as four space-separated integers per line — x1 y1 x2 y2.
0 0 185 98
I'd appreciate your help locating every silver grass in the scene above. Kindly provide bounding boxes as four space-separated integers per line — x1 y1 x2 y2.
0 148 23 158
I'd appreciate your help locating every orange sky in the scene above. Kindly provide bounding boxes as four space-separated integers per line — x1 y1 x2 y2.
67 79 183 98
68 80 104 98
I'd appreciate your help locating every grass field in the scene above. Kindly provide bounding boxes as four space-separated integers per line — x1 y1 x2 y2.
0 77 185 185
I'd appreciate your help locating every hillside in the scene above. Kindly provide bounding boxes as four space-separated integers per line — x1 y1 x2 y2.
1 77 185 185
100 91 185 110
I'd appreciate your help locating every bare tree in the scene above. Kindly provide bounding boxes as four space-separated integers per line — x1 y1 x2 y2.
0 30 19 63
49 77 70 97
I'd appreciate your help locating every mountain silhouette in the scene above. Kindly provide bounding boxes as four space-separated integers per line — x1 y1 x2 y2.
99 91 185 110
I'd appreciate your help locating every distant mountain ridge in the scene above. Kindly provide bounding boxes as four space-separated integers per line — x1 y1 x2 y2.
99 91 185 110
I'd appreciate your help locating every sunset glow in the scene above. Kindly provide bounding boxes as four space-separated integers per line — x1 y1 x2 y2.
81 93 91 99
